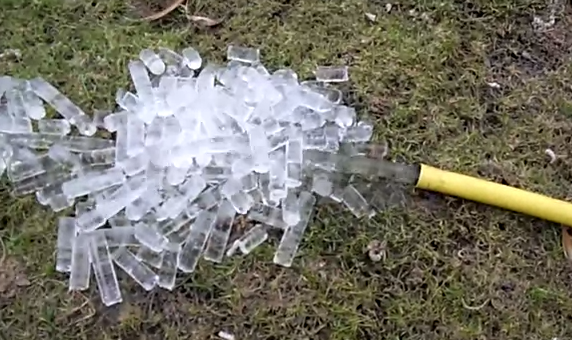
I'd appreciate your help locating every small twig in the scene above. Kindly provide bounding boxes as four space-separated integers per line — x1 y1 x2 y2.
562 226 572 261
0 236 5 265
188 15 224 27
139 0 185 21
461 297 489 311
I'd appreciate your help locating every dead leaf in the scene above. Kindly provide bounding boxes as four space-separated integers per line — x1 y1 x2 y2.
188 15 224 27
562 226 572 261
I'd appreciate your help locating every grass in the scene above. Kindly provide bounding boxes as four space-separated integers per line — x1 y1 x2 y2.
1 0 572 338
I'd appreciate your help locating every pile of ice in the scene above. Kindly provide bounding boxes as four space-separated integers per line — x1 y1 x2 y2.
0 46 383 306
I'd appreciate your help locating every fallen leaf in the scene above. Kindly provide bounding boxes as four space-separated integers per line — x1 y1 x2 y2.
562 226 572 261
188 15 224 27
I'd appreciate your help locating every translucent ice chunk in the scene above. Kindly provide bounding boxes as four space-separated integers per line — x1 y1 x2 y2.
112 247 158 291
139 49 166 75
158 242 180 290
314 66 349 83
344 121 373 143
128 60 153 105
88 232 122 306
274 191 316 267
247 203 287 229
135 245 164 269
178 210 216 273
62 168 125 199
56 217 76 272
281 189 300 226
235 224 268 255
134 223 167 252
341 184 374 218
312 173 333 197
29 78 83 122
227 45 260 64
69 232 91 291
38 119 71 136
182 47 202 70
203 199 235 263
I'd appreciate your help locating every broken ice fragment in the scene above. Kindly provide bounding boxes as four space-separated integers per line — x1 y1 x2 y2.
314 66 349 83
56 217 76 272
227 45 260 64
274 191 316 267
341 184 373 218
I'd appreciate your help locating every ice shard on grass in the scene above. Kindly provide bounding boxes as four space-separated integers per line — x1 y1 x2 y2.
158 242 180 290
227 45 260 64
274 191 316 267
204 199 236 263
112 247 158 291
341 184 374 218
314 66 349 83
69 232 91 291
235 224 268 255
56 217 76 272
178 210 215 273
89 232 122 306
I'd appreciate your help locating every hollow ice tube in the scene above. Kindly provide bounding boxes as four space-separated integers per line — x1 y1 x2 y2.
415 164 572 226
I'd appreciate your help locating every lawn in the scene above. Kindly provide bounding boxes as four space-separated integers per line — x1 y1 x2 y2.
1 0 572 339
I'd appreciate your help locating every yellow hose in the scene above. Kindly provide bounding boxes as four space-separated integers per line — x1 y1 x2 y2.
415 164 572 226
